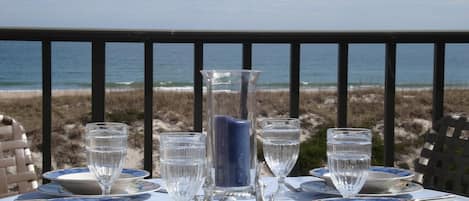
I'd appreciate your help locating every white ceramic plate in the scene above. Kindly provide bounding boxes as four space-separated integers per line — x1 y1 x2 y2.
42 167 149 194
38 180 160 197
300 181 423 197
309 166 414 192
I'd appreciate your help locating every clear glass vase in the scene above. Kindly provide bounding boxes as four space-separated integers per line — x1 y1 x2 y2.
201 70 261 200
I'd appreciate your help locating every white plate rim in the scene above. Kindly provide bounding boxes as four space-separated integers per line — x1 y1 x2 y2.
38 180 160 197
300 180 423 197
309 166 415 181
42 167 150 182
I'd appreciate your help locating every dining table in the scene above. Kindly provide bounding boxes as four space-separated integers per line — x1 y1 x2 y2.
2 176 468 201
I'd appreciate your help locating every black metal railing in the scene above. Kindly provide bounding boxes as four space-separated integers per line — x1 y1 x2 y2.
1 29 469 178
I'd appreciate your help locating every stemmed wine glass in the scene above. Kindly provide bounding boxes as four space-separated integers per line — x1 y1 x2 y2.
160 132 206 201
327 128 372 198
85 122 128 195
261 118 300 200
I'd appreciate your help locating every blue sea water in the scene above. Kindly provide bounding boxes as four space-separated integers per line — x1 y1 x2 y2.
0 41 468 90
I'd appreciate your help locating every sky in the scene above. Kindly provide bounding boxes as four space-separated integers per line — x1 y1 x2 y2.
1 0 469 31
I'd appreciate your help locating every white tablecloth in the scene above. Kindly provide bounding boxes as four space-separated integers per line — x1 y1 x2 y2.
2 177 468 201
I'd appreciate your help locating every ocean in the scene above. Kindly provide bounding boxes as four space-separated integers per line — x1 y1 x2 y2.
1 41 468 90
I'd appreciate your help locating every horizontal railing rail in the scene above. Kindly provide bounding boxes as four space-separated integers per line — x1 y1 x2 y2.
2 29 469 42
1 28 469 178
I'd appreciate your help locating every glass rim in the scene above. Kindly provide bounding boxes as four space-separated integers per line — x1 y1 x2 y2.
160 131 204 136
160 132 205 140
327 128 371 132
86 122 128 127
260 117 300 128
261 117 299 122
85 122 128 137
160 132 205 145
327 127 371 139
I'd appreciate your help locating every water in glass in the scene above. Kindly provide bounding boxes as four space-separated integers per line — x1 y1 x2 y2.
262 130 300 176
327 128 371 198
160 132 206 201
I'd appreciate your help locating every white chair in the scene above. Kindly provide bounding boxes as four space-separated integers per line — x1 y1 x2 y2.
0 115 38 198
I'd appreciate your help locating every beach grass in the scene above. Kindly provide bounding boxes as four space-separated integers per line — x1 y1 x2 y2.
1 87 468 178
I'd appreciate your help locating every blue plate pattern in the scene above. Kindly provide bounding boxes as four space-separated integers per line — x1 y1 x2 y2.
38 180 160 197
369 166 412 177
43 167 149 180
300 180 423 196
310 166 414 179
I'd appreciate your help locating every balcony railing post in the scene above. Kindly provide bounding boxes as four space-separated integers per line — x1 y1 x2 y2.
144 41 153 178
194 41 203 132
337 43 349 127
42 40 52 178
384 42 396 167
91 41 105 122
243 43 252 70
290 42 300 118
432 42 445 127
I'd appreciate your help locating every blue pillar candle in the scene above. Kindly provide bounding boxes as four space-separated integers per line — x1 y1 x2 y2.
214 115 251 187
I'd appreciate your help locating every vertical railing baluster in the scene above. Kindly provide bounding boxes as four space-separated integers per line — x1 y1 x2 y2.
144 41 153 178
91 41 105 122
241 43 252 119
290 42 300 118
42 40 52 179
243 43 252 69
194 42 203 132
384 42 396 167
337 43 349 127
432 42 445 126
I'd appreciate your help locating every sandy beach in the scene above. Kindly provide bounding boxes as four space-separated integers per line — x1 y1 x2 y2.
0 87 468 178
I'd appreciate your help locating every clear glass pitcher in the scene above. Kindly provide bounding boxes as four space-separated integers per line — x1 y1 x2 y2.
201 70 261 200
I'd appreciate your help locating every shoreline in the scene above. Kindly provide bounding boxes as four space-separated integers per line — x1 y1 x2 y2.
1 86 469 99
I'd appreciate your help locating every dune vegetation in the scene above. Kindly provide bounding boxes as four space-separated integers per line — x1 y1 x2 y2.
1 88 468 178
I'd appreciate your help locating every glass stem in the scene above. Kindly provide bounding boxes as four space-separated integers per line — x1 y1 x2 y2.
276 176 287 194
100 184 112 195
278 176 285 186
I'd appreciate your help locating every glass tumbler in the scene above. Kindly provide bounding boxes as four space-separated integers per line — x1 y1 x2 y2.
327 128 372 198
160 132 206 201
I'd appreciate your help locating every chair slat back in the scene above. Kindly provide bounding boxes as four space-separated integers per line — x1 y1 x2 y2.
415 115 469 196
0 115 38 198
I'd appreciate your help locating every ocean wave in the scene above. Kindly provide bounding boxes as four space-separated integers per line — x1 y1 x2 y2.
115 81 134 85
155 81 194 87
1 80 469 90
0 81 38 86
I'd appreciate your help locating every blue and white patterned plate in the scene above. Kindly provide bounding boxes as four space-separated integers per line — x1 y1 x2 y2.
42 167 150 194
43 167 149 181
310 166 414 179
309 166 414 192
300 180 423 196
38 180 160 197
